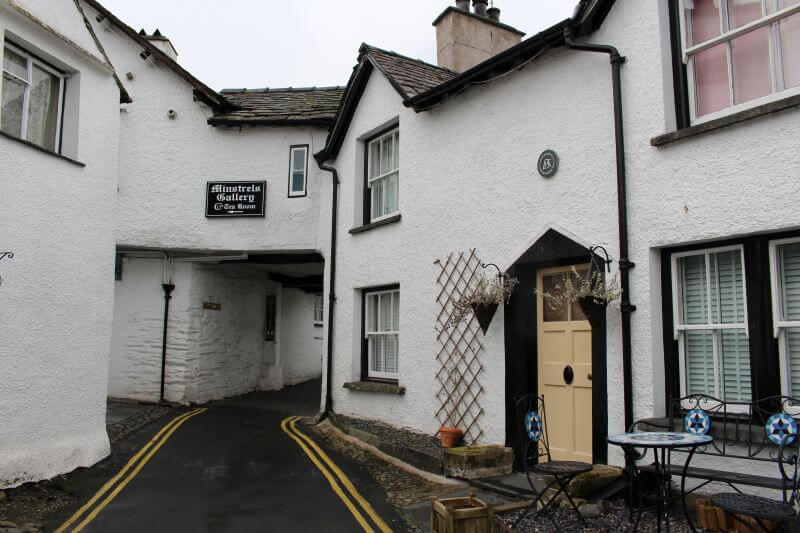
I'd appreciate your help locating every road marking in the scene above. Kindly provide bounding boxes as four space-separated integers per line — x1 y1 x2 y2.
281 416 381 533
56 408 207 533
288 417 393 533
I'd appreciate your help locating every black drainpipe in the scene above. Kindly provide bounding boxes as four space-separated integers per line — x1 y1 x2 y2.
317 162 339 420
563 28 635 435
159 283 175 403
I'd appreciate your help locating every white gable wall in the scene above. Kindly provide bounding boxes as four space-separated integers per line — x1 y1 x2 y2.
0 2 119 487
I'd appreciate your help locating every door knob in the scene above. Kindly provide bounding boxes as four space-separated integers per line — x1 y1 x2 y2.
588 373 593 381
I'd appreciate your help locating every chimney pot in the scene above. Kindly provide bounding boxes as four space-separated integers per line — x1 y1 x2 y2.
472 0 488 17
487 6 500 21
455 0 470 12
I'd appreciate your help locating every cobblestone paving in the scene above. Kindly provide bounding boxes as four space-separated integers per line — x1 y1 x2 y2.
309 422 463 508
106 404 172 444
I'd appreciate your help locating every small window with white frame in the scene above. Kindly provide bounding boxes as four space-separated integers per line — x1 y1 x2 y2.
288 145 308 197
364 287 399 380
1 41 66 152
769 237 800 397
679 0 800 122
313 293 324 326
366 128 399 222
671 245 752 402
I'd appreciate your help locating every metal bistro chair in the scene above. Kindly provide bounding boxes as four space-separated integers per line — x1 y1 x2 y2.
709 398 800 532
514 394 593 530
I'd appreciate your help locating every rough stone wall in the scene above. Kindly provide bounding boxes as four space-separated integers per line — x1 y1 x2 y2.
0 1 120 487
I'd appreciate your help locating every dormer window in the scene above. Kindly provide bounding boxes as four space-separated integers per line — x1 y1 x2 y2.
680 0 800 122
366 127 399 222
1 42 65 152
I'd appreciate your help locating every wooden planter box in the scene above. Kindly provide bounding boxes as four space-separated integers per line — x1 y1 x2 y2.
431 497 490 533
695 499 777 533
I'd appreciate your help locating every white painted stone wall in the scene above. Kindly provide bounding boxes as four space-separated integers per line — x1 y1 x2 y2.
325 0 800 472
280 287 324 386
0 1 119 487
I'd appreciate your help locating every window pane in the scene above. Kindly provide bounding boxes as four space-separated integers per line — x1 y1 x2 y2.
728 0 763 29
367 294 378 332
779 242 800 320
385 335 397 374
780 14 800 89
1 72 25 138
291 170 305 192
385 172 398 215
786 328 800 397
392 292 399 331
369 140 380 179
679 255 709 325
26 64 59 151
380 293 392 331
371 178 384 219
381 134 393 175
3 47 27 80
542 273 568 322
685 330 716 396
370 335 383 372
731 28 772 105
570 269 589 321
709 250 745 324
690 0 722 45
720 329 752 401
292 148 305 171
393 131 399 171
694 44 731 116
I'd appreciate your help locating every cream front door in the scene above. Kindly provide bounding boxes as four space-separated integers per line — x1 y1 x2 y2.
536 265 593 463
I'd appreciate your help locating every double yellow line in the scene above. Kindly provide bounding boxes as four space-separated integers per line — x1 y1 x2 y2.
281 416 392 533
56 408 207 533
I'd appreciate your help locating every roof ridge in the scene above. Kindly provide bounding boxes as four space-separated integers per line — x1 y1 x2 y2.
359 43 456 75
220 86 346 94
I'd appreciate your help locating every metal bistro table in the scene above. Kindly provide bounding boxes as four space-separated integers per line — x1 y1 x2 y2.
608 431 713 533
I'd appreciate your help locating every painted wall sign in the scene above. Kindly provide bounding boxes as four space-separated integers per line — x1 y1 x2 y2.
203 302 222 311
205 181 266 217
537 150 559 178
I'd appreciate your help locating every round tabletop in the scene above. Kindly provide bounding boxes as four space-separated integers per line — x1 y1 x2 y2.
607 431 713 448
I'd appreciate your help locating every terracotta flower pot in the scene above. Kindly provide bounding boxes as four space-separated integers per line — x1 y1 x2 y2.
471 302 498 334
439 426 464 448
577 296 607 330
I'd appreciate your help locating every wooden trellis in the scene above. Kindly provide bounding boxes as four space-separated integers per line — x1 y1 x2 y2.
434 249 485 444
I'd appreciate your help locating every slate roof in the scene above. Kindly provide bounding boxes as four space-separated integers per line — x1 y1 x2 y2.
359 45 457 100
208 87 345 127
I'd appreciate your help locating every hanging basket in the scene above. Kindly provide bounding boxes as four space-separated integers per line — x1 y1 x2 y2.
578 296 607 330
471 302 498 335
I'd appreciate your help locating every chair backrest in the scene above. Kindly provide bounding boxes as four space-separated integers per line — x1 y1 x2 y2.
515 394 552 467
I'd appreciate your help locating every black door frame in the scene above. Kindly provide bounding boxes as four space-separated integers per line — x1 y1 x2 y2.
504 230 608 468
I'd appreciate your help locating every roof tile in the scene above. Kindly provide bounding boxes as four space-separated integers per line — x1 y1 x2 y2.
209 87 345 126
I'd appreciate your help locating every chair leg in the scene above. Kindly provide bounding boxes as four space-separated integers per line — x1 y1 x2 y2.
554 474 588 527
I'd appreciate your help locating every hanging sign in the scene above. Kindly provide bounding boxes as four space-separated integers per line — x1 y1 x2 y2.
537 150 559 178
205 181 266 217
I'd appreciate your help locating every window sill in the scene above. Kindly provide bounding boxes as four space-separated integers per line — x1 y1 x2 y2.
343 381 405 394
651 93 800 147
0 130 85 167
349 214 401 235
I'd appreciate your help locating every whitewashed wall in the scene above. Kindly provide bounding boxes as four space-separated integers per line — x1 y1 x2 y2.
326 0 800 468
0 1 119 487
280 288 324 386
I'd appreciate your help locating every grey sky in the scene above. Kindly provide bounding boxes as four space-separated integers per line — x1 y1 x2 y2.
99 0 578 91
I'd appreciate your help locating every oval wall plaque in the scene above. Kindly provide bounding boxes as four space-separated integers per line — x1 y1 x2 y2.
537 150 559 178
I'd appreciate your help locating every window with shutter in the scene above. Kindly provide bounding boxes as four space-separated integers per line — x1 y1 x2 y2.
672 246 751 402
770 238 800 397
364 288 399 380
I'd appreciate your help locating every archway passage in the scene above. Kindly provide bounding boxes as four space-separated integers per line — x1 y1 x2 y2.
504 229 608 468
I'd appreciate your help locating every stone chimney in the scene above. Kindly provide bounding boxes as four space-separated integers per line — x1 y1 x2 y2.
140 29 178 61
432 1 524 73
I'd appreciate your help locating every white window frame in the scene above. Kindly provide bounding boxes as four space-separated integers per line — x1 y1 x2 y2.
2 42 65 151
769 237 800 398
671 245 750 406
679 0 800 124
288 145 308 197
313 293 324 326
364 288 400 380
366 128 399 223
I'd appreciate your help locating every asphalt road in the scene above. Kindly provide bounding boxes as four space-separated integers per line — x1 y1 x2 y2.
51 380 405 532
